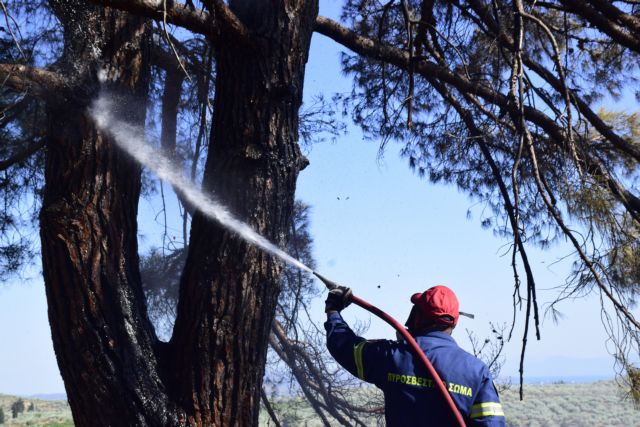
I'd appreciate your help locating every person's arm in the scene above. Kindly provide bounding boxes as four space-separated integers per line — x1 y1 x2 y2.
468 369 506 426
323 287 385 383
324 310 367 378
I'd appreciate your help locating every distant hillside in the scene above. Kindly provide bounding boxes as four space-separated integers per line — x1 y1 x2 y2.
260 380 640 426
29 394 67 402
0 394 72 426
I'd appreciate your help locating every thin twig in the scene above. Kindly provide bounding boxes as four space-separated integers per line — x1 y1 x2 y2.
0 0 26 60
162 0 192 82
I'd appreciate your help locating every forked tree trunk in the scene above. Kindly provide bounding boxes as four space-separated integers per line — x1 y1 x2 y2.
39 0 317 426
169 1 318 425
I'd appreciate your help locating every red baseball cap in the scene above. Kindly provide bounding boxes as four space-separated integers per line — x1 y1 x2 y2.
410 286 461 326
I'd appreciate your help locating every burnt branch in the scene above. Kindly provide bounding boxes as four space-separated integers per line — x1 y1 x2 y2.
268 332 335 427
429 77 540 397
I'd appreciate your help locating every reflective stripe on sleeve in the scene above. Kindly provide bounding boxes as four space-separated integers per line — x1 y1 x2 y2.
353 341 367 380
470 402 505 418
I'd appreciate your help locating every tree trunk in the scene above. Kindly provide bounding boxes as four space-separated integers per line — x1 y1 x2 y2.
40 2 177 425
169 1 317 425
39 0 317 426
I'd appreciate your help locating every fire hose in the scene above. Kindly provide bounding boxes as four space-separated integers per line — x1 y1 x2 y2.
314 272 467 427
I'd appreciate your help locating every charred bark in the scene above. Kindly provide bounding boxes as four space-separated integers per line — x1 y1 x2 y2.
40 2 177 425
169 1 317 425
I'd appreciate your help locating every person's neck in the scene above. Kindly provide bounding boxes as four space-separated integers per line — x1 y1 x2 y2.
414 326 453 336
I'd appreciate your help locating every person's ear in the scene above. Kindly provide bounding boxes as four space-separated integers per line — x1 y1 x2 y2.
404 305 418 333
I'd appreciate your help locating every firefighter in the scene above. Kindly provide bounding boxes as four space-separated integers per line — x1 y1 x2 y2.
325 285 506 426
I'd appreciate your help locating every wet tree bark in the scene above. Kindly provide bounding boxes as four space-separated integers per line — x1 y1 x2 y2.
169 1 317 425
40 2 176 425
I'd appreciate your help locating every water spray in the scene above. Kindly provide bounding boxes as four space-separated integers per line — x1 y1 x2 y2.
91 93 465 427
90 94 312 274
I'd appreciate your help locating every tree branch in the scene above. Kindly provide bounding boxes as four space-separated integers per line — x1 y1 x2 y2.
0 139 46 171
93 0 251 45
315 16 404 65
559 0 640 54
0 64 66 98
268 332 335 427
430 78 540 340
201 0 249 36
0 0 26 60
573 0 640 35
260 388 282 427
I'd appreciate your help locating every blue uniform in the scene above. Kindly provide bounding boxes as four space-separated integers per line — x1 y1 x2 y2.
325 312 505 426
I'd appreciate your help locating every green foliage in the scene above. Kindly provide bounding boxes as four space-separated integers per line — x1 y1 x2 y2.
261 387 382 427
0 406 5 424
596 109 640 150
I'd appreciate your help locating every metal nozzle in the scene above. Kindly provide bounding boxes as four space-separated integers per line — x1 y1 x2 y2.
313 271 340 290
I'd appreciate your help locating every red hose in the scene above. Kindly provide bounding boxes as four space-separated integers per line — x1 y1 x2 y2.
350 294 467 427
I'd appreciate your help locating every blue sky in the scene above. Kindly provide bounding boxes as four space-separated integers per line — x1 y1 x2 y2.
0 0 633 396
